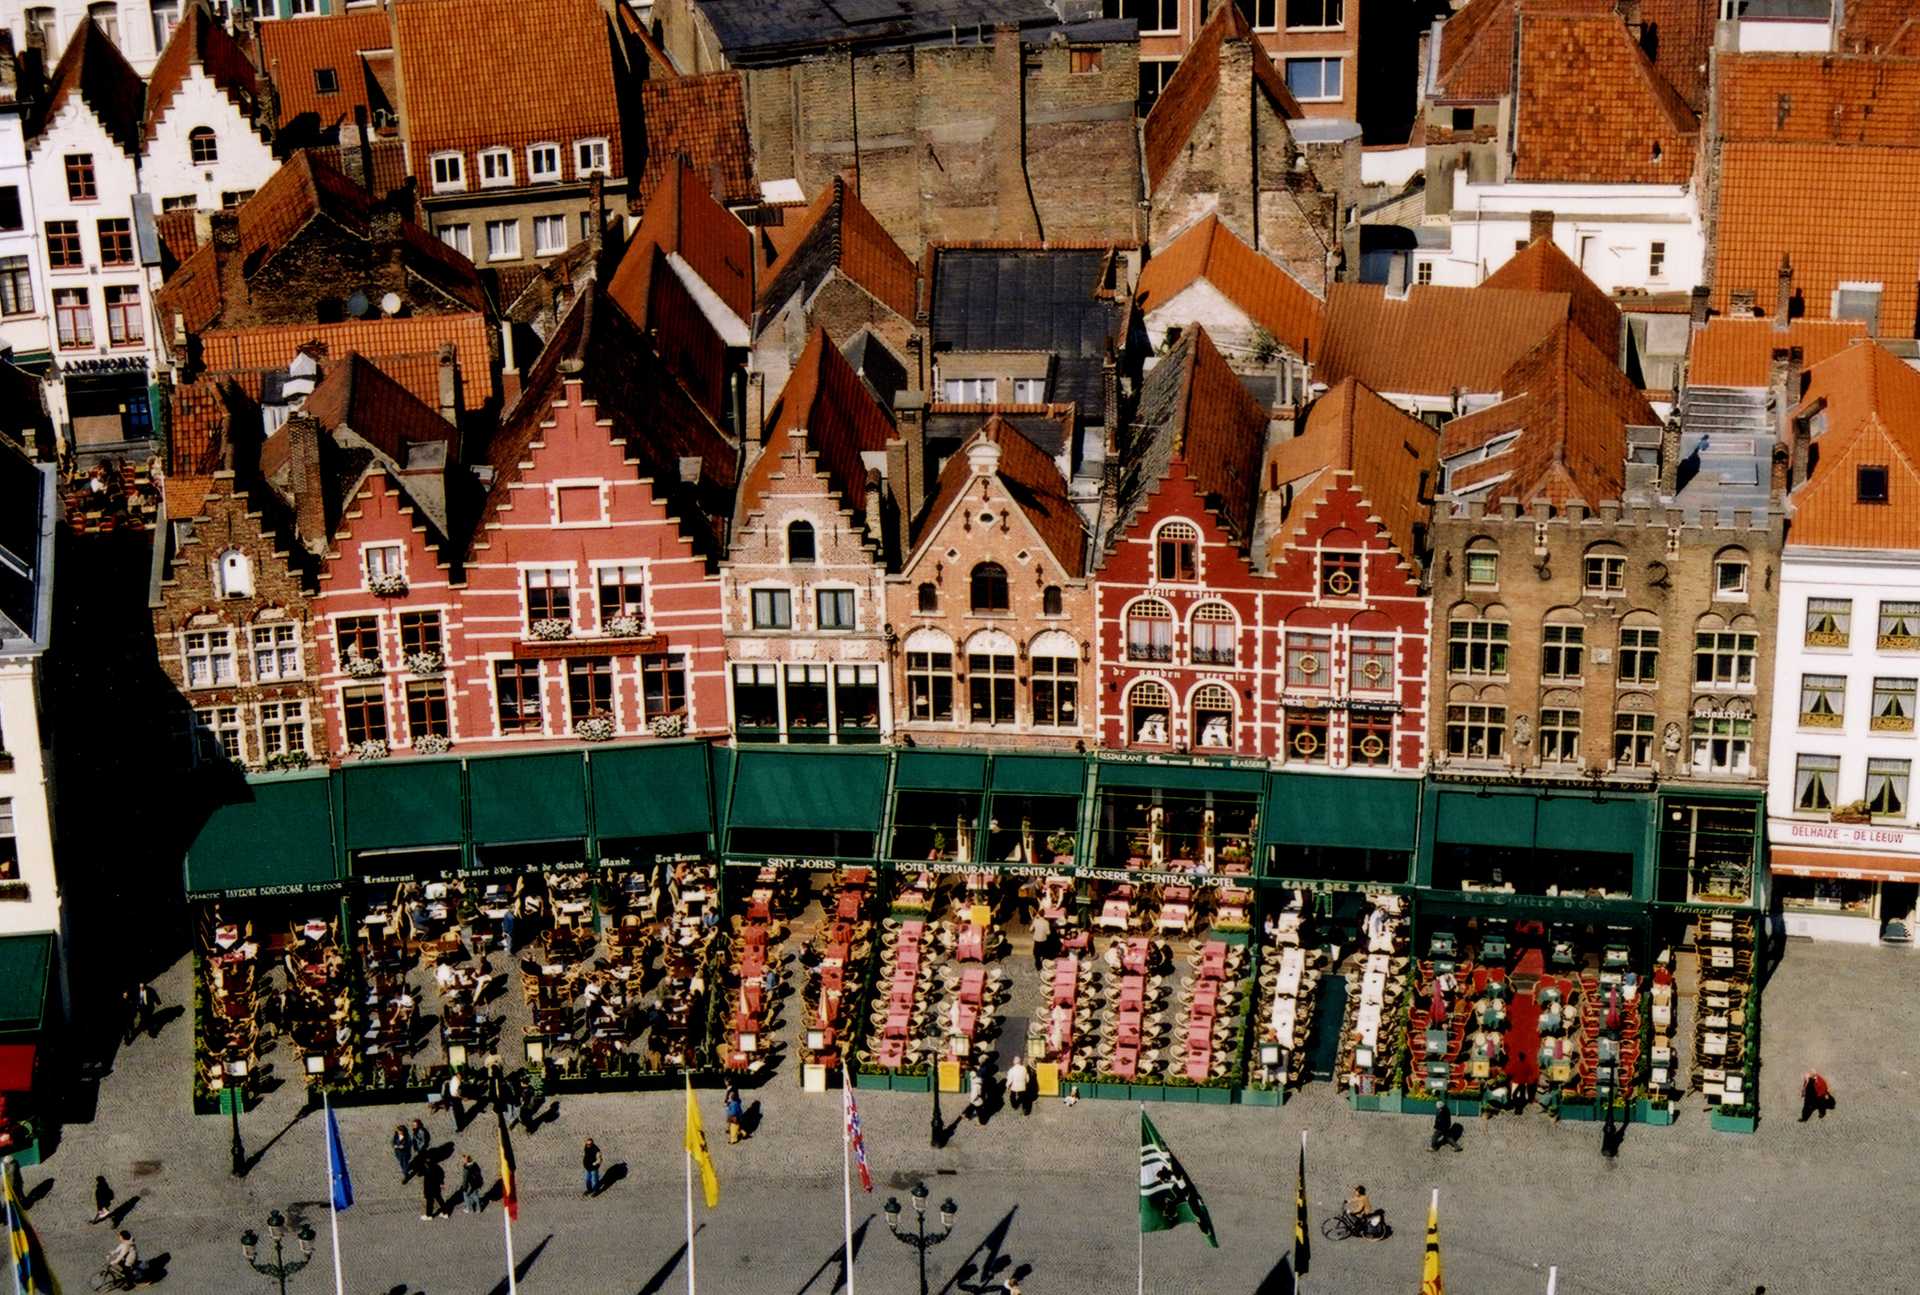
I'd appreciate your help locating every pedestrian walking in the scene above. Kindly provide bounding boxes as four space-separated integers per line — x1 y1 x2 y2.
724 1084 745 1144
581 1137 604 1197
419 1154 447 1220
1429 1097 1461 1152
1801 1071 1834 1121
119 986 138 1046
1006 1055 1033 1116
91 1174 115 1223
963 1067 988 1123
391 1125 413 1182
515 1070 538 1131
459 1154 485 1213
1030 915 1051 971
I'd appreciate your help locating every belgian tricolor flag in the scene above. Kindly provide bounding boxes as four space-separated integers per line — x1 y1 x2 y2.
497 1109 519 1221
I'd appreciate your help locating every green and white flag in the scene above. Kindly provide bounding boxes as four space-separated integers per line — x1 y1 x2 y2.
1138 1111 1218 1247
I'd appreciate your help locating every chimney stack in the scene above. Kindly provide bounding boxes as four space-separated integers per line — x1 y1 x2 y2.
863 467 885 552
209 209 240 284
1688 284 1710 328
1774 253 1793 328
1658 411 1682 496
345 107 373 194
1528 209 1553 243
990 25 1043 241
889 389 929 526
286 413 328 552
1214 35 1257 248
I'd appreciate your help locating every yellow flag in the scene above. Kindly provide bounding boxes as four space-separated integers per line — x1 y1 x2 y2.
684 1080 720 1208
1421 1189 1443 1295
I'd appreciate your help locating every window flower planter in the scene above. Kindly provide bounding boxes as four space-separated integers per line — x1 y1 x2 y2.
407 651 445 676
604 614 643 638
368 574 409 597
414 734 452 755
343 654 383 678
530 619 573 641
575 717 616 742
263 750 312 772
351 739 389 761
651 714 685 738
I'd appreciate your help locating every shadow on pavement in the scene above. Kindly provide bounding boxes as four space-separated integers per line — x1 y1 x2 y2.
484 1233 551 1295
795 1213 873 1294
1253 1253 1297 1295
936 1205 1018 1295
637 1223 703 1295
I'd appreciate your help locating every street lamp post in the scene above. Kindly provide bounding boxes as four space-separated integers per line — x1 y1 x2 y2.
228 1096 246 1177
882 1181 957 1295
239 1209 317 1295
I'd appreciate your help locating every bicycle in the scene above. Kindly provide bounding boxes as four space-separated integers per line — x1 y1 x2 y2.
1322 1211 1392 1241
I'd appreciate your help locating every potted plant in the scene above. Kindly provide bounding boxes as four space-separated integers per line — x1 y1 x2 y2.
931 830 949 861
575 715 616 742
406 650 445 675
651 714 685 737
368 573 409 597
343 652 383 678
1047 831 1076 865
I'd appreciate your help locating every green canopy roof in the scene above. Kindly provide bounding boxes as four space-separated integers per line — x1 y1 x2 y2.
1433 789 1537 850
184 774 341 898
1095 761 1266 794
0 934 52 1035
590 742 714 841
468 752 589 845
892 750 987 792
990 754 1087 797
342 759 464 851
1267 772 1420 852
729 749 889 832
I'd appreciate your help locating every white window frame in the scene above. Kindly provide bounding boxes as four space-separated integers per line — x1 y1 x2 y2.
363 543 404 584
574 138 610 177
194 705 244 761
1284 56 1344 102
429 151 465 193
533 214 567 257
438 223 472 257
1012 377 1046 404
183 629 237 689
815 586 857 632
478 148 515 188
251 621 303 681
485 219 520 262
257 699 310 758
941 376 996 403
527 142 562 183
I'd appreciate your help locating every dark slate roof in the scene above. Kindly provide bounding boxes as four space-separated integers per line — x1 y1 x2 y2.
926 410 1070 461
930 248 1120 357
696 0 1131 63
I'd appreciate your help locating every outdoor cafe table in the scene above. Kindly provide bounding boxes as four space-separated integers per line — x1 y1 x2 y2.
1123 938 1151 975
1098 899 1130 930
957 925 986 962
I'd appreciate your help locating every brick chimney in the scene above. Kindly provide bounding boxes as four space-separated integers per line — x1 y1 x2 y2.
888 388 928 528
1774 252 1793 328
1688 284 1710 328
285 413 328 552
1658 411 1682 496
344 107 372 194
588 174 606 262
209 209 240 282
1215 36 1256 249
436 342 460 426
370 207 406 295
1528 209 1553 243
990 26 1042 242
863 466 885 553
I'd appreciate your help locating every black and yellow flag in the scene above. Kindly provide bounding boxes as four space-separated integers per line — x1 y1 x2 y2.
1293 1132 1310 1277
1421 1189 1443 1295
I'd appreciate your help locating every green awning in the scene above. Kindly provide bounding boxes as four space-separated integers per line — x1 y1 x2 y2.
468 752 589 844
1268 772 1420 852
1096 761 1266 794
342 759 464 850
990 754 1087 797
590 743 713 840
185 774 340 897
0 934 52 1035
729 750 889 832
1433 789 1536 849
1536 796 1648 858
892 750 988 791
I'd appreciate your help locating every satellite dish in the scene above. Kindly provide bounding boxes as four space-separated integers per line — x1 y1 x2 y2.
380 292 402 317
344 289 370 318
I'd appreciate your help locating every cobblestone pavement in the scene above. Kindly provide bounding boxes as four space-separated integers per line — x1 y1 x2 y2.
14 939 1904 1295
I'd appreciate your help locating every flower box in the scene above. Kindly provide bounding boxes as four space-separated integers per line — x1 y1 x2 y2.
351 739 389 761
575 717 616 742
414 734 451 755
368 574 409 597
892 1072 931 1094
407 651 445 675
651 714 685 738
1401 1095 1438 1116
1130 1083 1164 1102
530 618 573 641
343 654 383 678
604 614 643 638
1163 1084 1198 1103
1710 1107 1757 1134
263 750 312 772
1195 1084 1233 1105
854 1071 891 1092
1559 1100 1596 1122
1633 1099 1676 1126
1237 1086 1282 1107
1089 1082 1129 1101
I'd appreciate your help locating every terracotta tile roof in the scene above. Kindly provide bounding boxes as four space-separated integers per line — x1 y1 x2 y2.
633 72 755 209
30 18 144 153
759 175 918 322
606 242 729 422
1144 0 1300 192
143 3 260 147
736 326 895 524
1135 214 1325 363
157 151 488 333
154 207 201 267
392 0 626 177
309 136 412 203
1441 320 1656 507
621 155 755 321
918 413 1085 575
618 0 678 77
1787 342 1920 547
258 9 393 135
1267 377 1439 561
476 287 739 562
1317 282 1576 398
1712 140 1920 329
1840 0 1920 55
1635 0 1716 112
1481 236 1621 358
1687 317 1867 387
198 311 495 408
300 351 456 467
1114 327 1270 551
1435 0 1520 101
1510 8 1698 184
168 374 250 477
1718 53 1920 144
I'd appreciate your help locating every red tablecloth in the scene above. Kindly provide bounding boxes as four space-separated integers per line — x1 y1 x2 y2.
1124 938 1151 975
957 927 985 962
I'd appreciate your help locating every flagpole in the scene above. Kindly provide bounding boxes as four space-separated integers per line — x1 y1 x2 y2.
1547 1265 1558 1295
324 1094 346 1295
502 1195 519 1295
1136 1105 1145 1295
5 1180 23 1295
1297 1129 1306 1295
685 1143 698 1295
841 1083 856 1295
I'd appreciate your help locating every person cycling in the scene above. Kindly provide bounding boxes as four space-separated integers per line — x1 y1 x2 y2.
106 1229 140 1281
1345 1185 1385 1238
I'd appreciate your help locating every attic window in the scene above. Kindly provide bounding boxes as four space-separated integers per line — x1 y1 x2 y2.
314 67 339 95
1451 107 1473 131
1651 140 1662 162
1859 465 1890 504
1070 48 1102 74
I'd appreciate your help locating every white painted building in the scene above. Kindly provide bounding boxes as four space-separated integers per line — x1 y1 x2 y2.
139 5 277 213
1421 173 1706 296
0 435 68 1050
27 18 160 453
0 36 48 364
0 0 174 76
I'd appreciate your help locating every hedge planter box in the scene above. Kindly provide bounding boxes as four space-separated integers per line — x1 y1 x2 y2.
1401 1095 1438 1116
1131 1084 1165 1102
1450 1098 1481 1119
1558 1101 1597 1122
1634 1100 1677 1126
855 1071 891 1092
1349 1090 1403 1114
1089 1082 1130 1101
1710 1108 1758 1134
893 1072 931 1094
1195 1085 1234 1105
1238 1086 1283 1107
1162 1085 1199 1103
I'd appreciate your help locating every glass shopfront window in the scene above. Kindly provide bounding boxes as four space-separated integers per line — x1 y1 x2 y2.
1776 875 1876 916
1094 783 1260 871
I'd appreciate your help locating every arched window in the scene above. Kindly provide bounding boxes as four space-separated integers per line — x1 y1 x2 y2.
1030 629 1078 728
970 562 1009 613
966 629 1017 725
215 548 252 598
787 519 816 564
1713 545 1750 600
1583 542 1627 594
189 126 218 165
1156 522 1199 582
1447 604 1510 677
1126 599 1173 662
1191 683 1235 749
1128 680 1171 746
1190 602 1236 665
1464 538 1499 589
904 628 955 722
917 581 938 613
1042 585 1064 616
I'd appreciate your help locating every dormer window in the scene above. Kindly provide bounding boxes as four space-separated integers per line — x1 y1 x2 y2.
528 143 561 183
1155 522 1198 582
788 520 816 564
314 67 339 94
479 149 514 187
189 126 218 165
574 138 609 176
215 548 252 598
430 152 464 193
1860 465 1890 504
